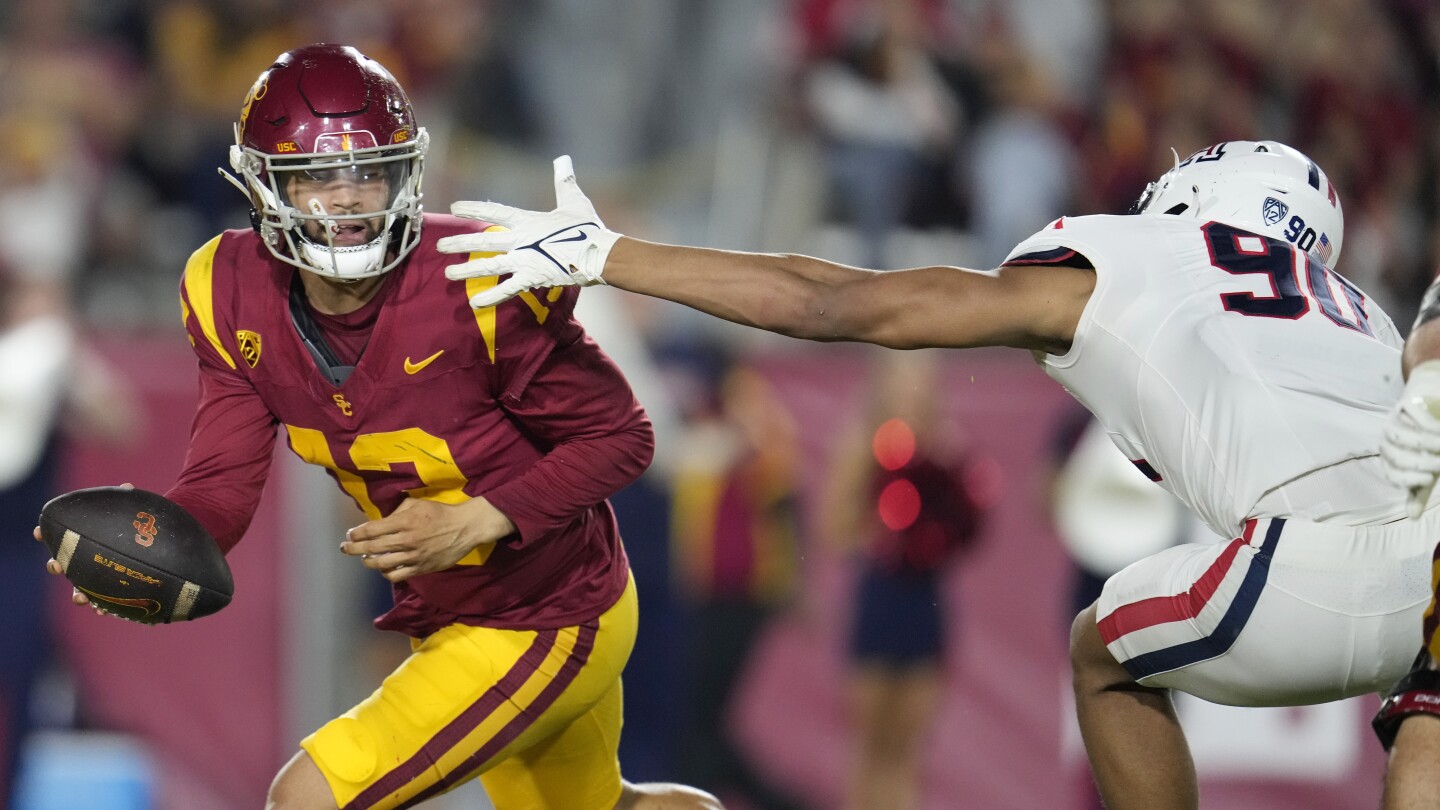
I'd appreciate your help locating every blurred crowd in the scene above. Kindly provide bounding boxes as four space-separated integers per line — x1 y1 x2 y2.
0 0 1434 329
2 0 1438 808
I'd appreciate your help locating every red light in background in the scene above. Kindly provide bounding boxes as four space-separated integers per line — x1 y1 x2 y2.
877 478 921 531
872 418 915 471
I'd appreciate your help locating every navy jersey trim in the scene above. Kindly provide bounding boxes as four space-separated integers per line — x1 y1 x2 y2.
1131 459 1162 482
1119 518 1285 681
1002 247 1095 269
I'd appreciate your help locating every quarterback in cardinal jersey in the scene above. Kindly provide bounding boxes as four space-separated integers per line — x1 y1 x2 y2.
43 44 719 810
173 214 639 638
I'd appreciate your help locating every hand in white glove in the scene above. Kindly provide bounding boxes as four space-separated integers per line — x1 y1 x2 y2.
438 156 621 309
1381 360 1440 519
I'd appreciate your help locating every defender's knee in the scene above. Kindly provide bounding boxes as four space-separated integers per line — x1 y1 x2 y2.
1070 602 1129 687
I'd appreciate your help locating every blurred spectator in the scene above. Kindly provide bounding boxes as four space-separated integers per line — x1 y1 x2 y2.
0 273 74 810
959 12 1077 265
821 352 990 810
139 0 309 232
0 26 140 796
670 348 809 810
801 0 958 267
576 285 689 782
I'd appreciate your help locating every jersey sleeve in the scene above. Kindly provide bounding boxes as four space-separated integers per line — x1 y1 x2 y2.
482 313 654 545
166 236 279 553
1001 218 1096 268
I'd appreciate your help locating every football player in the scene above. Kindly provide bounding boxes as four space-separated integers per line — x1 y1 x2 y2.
440 143 1430 810
38 45 720 810
1373 269 1440 808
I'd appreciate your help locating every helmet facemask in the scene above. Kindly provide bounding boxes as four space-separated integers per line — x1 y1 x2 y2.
227 129 428 280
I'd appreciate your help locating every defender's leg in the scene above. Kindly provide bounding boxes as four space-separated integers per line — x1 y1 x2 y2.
1070 602 1197 810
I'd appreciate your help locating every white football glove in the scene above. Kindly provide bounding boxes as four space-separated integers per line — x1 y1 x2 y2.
1381 360 1440 519
438 155 621 309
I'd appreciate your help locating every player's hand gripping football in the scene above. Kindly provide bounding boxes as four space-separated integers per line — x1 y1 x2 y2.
340 496 516 582
1381 360 1440 518
33 483 137 614
437 156 621 308
33 526 101 612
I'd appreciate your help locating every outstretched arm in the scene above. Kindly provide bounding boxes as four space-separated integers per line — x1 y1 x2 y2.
602 238 1091 353
438 156 1093 355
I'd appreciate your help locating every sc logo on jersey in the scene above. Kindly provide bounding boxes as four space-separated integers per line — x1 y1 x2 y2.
1262 197 1289 226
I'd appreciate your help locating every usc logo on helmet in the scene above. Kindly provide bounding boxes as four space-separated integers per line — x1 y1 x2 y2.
237 330 262 368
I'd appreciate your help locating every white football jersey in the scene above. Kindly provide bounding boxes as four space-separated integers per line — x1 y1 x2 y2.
1006 214 1406 538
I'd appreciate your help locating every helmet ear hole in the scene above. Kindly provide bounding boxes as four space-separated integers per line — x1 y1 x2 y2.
1163 203 1189 215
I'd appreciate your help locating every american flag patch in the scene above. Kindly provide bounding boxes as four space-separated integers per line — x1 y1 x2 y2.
1315 232 1333 265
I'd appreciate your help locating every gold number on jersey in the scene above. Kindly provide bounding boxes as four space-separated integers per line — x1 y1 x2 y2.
285 425 492 567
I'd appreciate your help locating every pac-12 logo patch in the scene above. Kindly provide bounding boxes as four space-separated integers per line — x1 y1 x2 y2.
237 330 262 368
1262 197 1289 226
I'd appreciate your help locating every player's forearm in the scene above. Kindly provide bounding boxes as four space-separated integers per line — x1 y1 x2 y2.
167 440 272 553
484 420 654 543
605 237 876 342
1404 275 1440 378
165 369 278 552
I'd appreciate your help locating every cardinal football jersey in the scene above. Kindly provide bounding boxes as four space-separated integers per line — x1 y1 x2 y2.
168 214 651 636
1005 214 1405 538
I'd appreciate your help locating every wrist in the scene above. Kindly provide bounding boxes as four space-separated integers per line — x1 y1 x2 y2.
579 228 621 285
1373 654 1440 751
465 496 516 544
604 236 646 287
1409 359 1440 386
1406 361 1440 417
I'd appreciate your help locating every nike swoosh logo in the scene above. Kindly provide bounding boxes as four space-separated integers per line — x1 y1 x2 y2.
404 350 445 375
77 587 163 618
552 232 589 243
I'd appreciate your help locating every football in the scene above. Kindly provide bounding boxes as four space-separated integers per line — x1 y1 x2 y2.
38 486 233 624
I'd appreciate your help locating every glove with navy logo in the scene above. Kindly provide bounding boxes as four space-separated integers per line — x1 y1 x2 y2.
438 156 620 309
1381 360 1440 518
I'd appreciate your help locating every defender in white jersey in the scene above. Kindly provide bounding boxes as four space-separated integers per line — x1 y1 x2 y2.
434 143 1432 809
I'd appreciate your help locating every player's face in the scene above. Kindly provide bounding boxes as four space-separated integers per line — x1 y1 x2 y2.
283 165 391 247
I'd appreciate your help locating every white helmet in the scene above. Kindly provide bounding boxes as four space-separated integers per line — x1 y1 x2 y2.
1131 141 1343 269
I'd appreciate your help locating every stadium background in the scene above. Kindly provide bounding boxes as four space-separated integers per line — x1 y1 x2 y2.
2 0 1437 808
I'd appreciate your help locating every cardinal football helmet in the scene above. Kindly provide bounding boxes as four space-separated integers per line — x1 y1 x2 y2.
222 44 428 280
1131 141 1344 269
